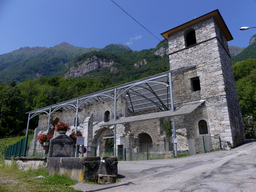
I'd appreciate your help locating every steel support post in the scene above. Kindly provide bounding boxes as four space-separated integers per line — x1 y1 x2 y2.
167 117 171 136
75 99 79 157
25 113 31 137
47 108 51 134
75 99 79 134
114 88 117 156
168 72 177 157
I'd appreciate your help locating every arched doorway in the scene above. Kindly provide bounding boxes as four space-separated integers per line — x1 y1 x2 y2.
93 128 114 156
138 133 153 152
105 138 114 155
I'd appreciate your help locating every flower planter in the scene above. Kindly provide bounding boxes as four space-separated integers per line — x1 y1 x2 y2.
55 122 70 134
43 146 49 150
42 142 49 146
59 130 67 134
37 133 53 148
41 142 49 150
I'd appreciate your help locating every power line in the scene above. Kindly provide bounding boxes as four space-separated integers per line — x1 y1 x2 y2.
111 0 162 42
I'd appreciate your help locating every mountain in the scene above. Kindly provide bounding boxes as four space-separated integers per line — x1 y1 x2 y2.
100 44 132 54
229 46 245 57
0 42 99 84
231 34 256 61
249 34 256 45
64 39 169 83
232 42 256 62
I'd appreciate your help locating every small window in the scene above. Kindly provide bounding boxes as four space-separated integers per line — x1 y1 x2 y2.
199 120 208 134
185 29 196 47
191 77 201 91
104 111 110 122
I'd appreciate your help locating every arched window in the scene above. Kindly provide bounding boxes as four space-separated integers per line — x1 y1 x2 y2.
185 29 196 47
199 120 208 134
104 111 110 122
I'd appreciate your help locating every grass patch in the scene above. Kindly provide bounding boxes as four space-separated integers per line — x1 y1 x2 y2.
176 152 192 158
0 134 34 159
0 160 80 192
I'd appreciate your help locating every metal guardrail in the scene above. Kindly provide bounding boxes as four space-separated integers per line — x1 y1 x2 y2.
5 135 28 158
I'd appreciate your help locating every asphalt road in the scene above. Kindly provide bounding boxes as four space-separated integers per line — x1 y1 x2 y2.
71 141 256 192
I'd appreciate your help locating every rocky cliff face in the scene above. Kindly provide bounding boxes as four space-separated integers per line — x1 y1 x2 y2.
64 56 115 78
249 34 256 45
154 47 168 57
134 59 147 68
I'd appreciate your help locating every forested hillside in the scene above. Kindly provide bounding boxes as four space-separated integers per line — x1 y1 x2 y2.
0 42 99 84
1 36 256 139
100 44 132 54
0 76 109 137
232 34 256 61
232 41 256 61
65 39 169 83
0 40 170 138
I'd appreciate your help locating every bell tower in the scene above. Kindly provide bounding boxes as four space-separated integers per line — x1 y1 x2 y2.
161 10 245 147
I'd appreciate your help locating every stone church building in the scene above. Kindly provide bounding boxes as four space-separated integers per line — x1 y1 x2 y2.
28 10 245 156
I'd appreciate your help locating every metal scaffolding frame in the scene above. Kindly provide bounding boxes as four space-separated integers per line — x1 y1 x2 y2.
25 65 196 156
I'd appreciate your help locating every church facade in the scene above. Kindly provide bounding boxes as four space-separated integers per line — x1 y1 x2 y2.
28 10 245 157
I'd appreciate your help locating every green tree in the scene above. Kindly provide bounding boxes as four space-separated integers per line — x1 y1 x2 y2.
0 86 26 137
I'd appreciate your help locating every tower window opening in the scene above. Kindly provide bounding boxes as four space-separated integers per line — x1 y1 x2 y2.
185 29 196 47
191 77 201 91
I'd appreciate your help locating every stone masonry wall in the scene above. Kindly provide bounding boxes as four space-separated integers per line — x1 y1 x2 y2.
174 104 208 138
28 113 61 156
217 39 245 146
29 97 128 156
167 16 242 146
129 118 164 145
168 17 216 54
172 68 200 105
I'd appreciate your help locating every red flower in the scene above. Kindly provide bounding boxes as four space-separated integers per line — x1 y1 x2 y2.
36 133 53 144
69 131 82 140
54 121 71 132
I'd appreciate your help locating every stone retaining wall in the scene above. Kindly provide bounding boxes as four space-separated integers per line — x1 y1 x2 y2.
5 157 47 171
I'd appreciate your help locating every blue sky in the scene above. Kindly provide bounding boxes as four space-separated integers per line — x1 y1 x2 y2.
0 0 256 55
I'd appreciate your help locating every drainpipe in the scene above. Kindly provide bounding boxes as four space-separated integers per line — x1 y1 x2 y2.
168 72 177 157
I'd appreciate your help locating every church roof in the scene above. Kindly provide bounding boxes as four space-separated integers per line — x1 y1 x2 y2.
161 9 233 41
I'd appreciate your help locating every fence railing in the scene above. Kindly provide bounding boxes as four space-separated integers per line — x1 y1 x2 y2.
188 135 222 154
5 135 28 158
8 135 222 159
104 144 167 161
103 136 223 161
